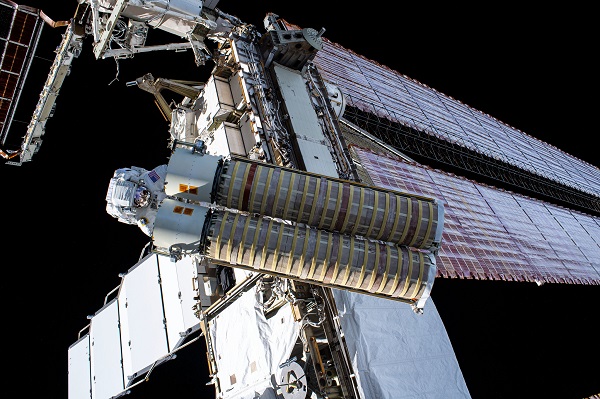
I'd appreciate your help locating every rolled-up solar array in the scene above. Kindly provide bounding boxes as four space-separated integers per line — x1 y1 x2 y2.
204 210 436 305
216 158 444 250
154 148 443 308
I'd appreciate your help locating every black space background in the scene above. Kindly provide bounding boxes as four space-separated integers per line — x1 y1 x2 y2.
2 2 598 398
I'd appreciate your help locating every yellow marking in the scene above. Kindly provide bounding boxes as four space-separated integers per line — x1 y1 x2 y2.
272 222 285 271
297 176 311 223
409 201 423 247
238 162 252 210
285 225 300 275
366 242 380 291
350 188 364 235
330 234 344 284
272 169 285 216
260 219 274 271
260 168 274 215
227 213 240 263
341 237 355 285
319 233 333 282
311 336 325 375
375 193 390 240
238 214 252 264
297 230 309 277
355 240 368 289
376 245 391 294
216 212 229 260
282 173 295 220
249 216 263 268
365 191 379 238
411 252 425 299
318 180 332 229
271 170 285 216
388 196 401 243
183 207 194 216
308 178 321 226
420 202 434 249
398 250 413 298
225 155 437 201
173 206 184 214
329 182 343 231
340 185 355 232
226 162 241 208
308 230 322 280
399 198 412 244
248 165 262 213
388 247 403 296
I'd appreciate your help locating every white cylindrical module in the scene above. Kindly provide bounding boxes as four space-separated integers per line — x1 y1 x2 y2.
165 147 223 203
152 198 209 253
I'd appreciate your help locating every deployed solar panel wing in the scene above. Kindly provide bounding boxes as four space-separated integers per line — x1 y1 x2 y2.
354 146 600 285
0 0 45 154
310 33 600 214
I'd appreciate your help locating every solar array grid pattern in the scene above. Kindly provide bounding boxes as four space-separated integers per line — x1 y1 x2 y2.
0 2 40 141
312 37 600 198
355 147 600 285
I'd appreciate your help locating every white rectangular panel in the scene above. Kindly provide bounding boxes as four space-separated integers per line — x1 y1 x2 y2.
273 63 323 141
68 335 92 399
296 139 339 176
205 123 233 156
169 0 202 15
157 255 200 351
229 73 245 109
90 300 124 399
273 63 339 176
197 75 235 133
239 113 258 154
224 122 247 156
118 256 169 380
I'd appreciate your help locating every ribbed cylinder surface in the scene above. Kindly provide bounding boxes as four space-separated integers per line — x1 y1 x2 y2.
217 158 441 249
205 211 436 303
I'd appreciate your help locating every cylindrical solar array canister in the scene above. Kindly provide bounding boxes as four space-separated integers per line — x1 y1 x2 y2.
204 210 436 304
216 158 443 249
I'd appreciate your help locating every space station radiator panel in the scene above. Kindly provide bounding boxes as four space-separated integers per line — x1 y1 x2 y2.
67 254 202 399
